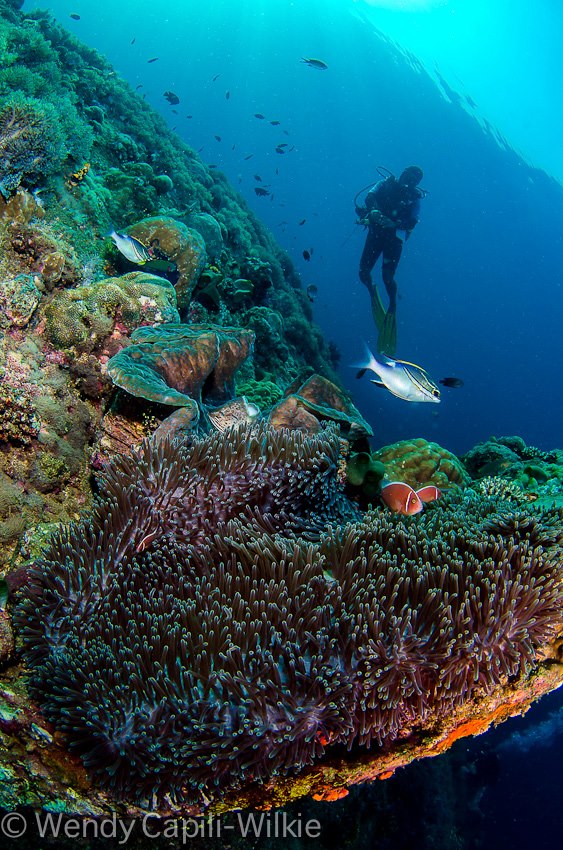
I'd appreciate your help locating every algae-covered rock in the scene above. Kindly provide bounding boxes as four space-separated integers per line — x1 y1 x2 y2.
186 211 224 261
461 439 520 478
0 273 41 328
462 437 563 499
44 271 179 353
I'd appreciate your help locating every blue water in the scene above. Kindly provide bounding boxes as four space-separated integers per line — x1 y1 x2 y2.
24 0 563 456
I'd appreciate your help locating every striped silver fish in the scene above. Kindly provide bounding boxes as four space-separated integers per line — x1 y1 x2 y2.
356 345 440 403
110 230 151 264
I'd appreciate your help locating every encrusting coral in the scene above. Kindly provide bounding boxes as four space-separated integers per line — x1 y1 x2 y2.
15 425 563 808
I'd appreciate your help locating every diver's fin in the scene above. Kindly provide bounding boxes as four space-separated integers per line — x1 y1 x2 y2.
356 368 368 379
370 288 386 333
378 310 397 357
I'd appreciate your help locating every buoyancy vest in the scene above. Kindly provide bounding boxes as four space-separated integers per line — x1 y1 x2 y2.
367 177 420 230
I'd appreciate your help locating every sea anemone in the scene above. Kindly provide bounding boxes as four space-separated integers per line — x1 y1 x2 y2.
15 428 563 806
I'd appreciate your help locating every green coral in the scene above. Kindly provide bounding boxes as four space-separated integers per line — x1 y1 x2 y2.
0 94 65 196
236 378 283 410
346 452 386 505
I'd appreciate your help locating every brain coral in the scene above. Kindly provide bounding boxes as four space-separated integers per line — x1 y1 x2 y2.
373 437 469 489
15 426 563 807
44 272 180 353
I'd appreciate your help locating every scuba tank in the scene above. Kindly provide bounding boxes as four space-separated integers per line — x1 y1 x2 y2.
354 166 427 214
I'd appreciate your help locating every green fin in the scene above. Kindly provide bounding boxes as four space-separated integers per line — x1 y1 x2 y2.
370 288 386 333
377 310 397 357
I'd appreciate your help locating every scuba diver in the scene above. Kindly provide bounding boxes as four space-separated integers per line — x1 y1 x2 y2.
355 165 425 356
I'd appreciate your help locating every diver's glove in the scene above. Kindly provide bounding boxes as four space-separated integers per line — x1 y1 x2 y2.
369 209 396 229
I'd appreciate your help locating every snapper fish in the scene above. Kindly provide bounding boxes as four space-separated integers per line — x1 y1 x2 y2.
380 481 441 516
356 345 441 404
110 230 151 265
206 397 260 433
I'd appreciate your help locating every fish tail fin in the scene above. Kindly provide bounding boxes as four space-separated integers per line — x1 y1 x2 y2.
353 343 385 378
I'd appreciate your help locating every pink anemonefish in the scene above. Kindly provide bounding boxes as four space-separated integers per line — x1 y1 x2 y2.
380 482 442 516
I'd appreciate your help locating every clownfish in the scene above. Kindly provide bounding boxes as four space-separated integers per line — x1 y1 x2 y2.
380 481 441 516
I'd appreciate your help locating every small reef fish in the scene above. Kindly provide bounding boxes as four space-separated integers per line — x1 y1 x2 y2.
244 154 254 160
301 57 328 70
356 346 441 403
147 57 159 63
135 84 143 90
380 481 442 516
270 120 281 126
212 74 221 81
306 284 318 302
303 249 311 261
214 135 222 142
299 219 306 225
254 187 270 196
254 174 262 182
110 231 151 265
439 377 464 388
254 113 265 119
131 38 135 45
225 90 230 99
70 13 80 20
163 91 180 105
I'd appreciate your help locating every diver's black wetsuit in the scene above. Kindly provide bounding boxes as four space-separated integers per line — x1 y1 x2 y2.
358 176 421 312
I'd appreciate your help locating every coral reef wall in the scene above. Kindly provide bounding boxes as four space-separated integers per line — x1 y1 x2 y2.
0 0 337 572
